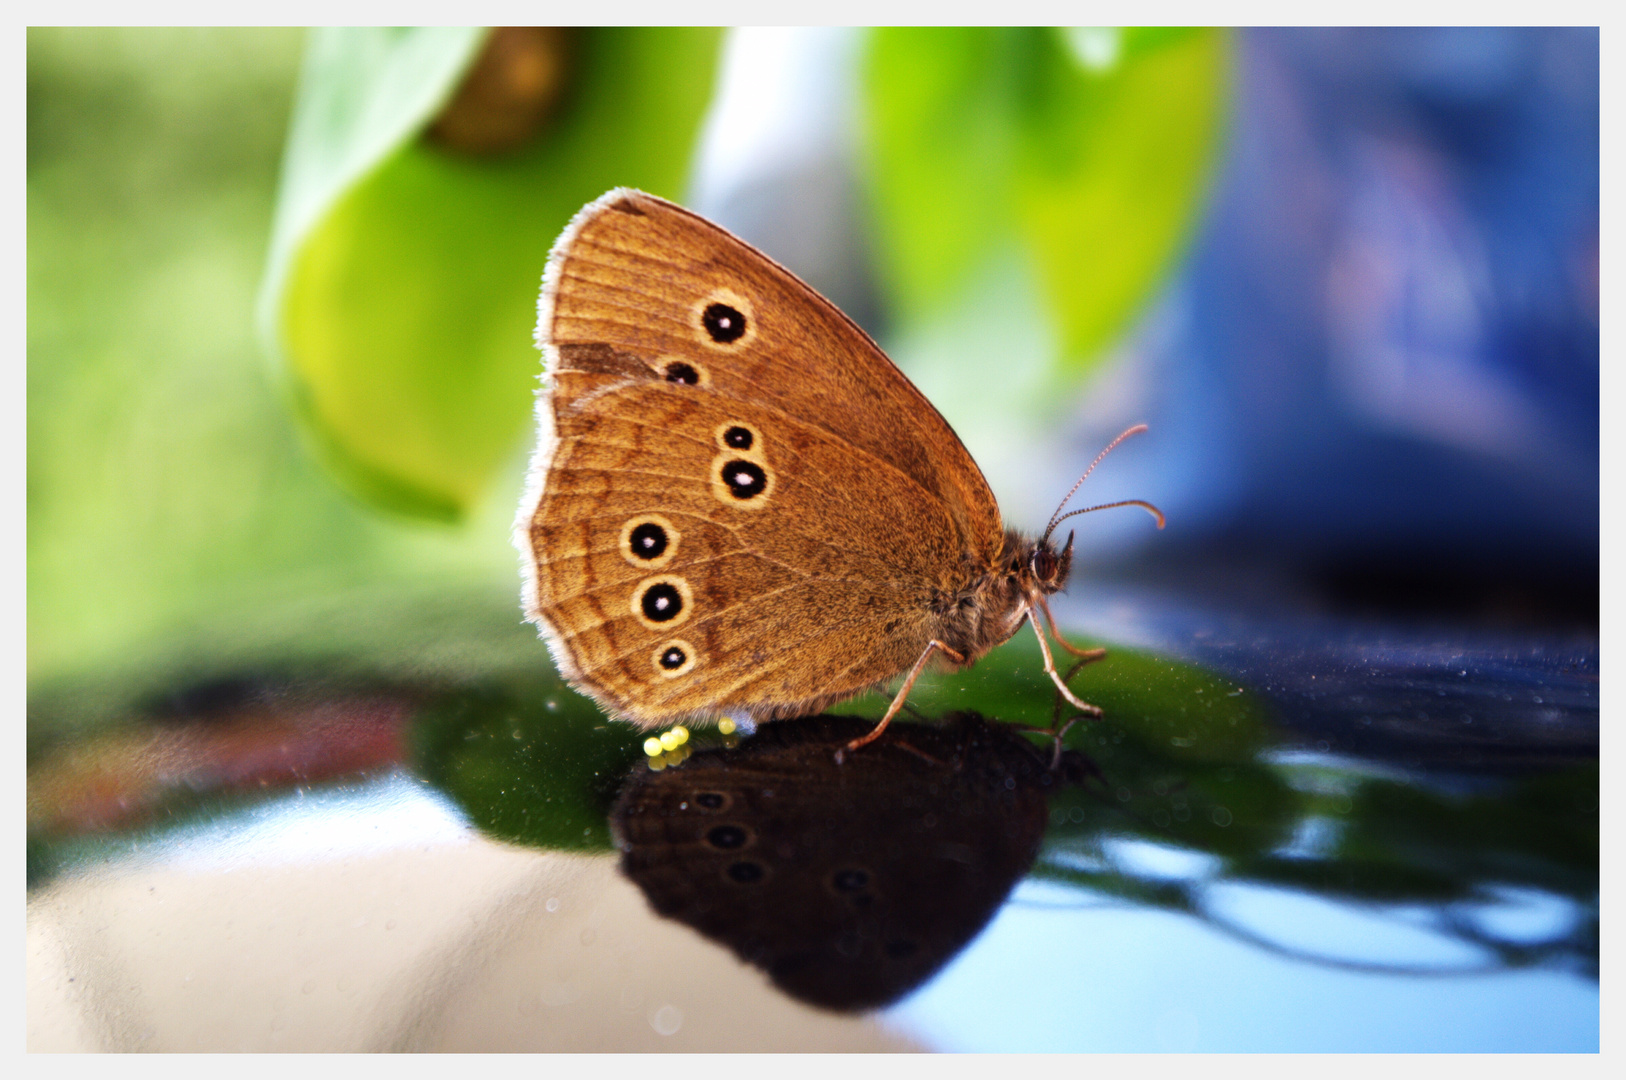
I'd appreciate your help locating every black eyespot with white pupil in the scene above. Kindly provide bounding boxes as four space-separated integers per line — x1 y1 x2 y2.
641 583 683 622
723 425 753 450
703 303 747 344
659 645 686 670
722 460 767 500
628 522 668 560
664 361 700 385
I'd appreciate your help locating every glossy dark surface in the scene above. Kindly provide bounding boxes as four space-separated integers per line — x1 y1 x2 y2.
27 577 1597 1051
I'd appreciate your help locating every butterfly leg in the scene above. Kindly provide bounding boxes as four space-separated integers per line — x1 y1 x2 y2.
839 639 966 760
1029 607 1103 718
1010 710 1087 771
1051 657 1094 727
891 739 949 767
1039 595 1108 662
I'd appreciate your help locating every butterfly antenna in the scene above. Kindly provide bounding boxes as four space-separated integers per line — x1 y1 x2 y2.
1043 424 1152 542
1048 499 1166 534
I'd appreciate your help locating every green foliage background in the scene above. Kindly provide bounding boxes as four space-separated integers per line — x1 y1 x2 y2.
27 29 726 714
864 27 1226 375
29 26 1227 715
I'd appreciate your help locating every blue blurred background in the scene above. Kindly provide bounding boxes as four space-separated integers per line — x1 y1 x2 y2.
696 27 1598 625
1147 28 1598 613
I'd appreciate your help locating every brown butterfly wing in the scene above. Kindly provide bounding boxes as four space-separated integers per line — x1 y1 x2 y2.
517 189 1004 727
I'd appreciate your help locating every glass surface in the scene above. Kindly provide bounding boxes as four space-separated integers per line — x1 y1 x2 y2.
27 584 1597 1051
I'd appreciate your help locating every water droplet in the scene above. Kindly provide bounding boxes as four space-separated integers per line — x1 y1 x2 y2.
651 1004 684 1036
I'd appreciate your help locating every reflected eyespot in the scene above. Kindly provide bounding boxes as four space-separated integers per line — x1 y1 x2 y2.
726 861 766 884
831 868 871 893
693 792 729 811
618 514 679 569
631 575 692 630
653 638 697 678
705 824 750 850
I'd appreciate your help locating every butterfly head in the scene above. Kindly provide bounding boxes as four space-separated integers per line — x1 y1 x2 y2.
1025 530 1074 596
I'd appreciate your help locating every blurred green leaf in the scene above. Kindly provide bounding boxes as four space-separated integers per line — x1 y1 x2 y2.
404 625 1270 857
861 29 1018 325
412 677 643 853
843 629 1269 763
261 28 723 521
863 27 1227 382
258 28 485 318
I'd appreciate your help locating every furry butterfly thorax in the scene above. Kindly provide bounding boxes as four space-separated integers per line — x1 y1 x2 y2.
515 188 1161 748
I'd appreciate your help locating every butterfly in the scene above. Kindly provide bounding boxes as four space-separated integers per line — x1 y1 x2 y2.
514 188 1162 752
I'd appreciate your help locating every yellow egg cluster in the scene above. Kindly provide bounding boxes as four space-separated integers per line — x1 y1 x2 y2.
644 725 691 770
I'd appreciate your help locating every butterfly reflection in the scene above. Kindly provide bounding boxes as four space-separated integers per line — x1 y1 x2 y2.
610 712 1087 1012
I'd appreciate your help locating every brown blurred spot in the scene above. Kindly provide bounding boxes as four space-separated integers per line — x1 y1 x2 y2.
426 27 572 156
